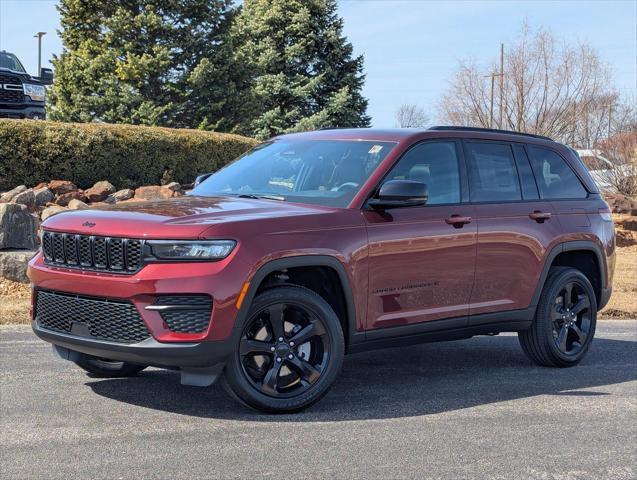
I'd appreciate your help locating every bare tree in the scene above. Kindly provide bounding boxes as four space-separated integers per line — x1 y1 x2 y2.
439 24 635 147
395 104 429 128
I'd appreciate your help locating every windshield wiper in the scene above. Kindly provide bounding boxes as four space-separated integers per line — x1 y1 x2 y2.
236 193 286 201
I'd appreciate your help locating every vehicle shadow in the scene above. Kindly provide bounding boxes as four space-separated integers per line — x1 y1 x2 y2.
86 335 637 422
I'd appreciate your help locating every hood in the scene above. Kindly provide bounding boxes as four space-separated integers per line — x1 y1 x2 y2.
42 195 339 239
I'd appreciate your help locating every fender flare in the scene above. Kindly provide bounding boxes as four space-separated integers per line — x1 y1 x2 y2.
233 255 360 346
530 240 607 307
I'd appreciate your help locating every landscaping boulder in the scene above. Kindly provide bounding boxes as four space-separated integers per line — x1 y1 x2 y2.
84 180 116 202
0 250 37 283
33 187 55 206
165 182 181 191
68 199 89 210
12 188 35 208
55 191 87 206
0 203 39 249
134 186 182 200
48 180 77 195
0 185 27 203
41 205 68 221
111 189 134 201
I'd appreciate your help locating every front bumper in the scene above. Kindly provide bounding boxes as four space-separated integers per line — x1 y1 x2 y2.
0 104 45 119
32 321 233 368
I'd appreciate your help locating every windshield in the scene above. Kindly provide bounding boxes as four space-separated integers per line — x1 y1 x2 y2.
0 52 26 72
191 139 396 207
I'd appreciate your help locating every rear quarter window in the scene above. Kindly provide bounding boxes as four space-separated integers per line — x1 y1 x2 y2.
527 146 587 199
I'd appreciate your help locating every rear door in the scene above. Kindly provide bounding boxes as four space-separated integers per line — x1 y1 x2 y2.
465 141 561 318
364 140 476 330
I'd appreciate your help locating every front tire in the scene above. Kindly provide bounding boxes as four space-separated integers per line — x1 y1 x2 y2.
224 286 345 413
519 267 597 367
74 354 147 378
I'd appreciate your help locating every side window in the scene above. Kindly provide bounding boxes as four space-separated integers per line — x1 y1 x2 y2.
527 146 587 199
466 142 521 202
384 141 461 205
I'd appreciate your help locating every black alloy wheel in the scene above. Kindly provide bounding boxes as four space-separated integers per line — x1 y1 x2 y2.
550 281 592 355
224 286 344 413
519 267 597 367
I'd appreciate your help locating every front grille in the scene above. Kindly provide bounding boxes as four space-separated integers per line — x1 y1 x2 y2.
36 290 150 344
154 295 212 334
0 74 24 103
42 231 144 274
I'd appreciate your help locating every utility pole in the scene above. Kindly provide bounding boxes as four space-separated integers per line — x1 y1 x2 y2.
34 32 46 74
485 70 503 128
499 43 504 129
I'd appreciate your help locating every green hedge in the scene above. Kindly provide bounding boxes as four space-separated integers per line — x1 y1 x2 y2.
0 120 258 191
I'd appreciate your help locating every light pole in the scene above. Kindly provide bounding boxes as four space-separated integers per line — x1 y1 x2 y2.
34 31 46 74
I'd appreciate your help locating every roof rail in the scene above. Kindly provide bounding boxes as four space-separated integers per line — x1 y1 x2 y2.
428 126 553 141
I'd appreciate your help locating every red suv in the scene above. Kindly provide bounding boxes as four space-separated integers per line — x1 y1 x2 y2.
29 127 615 413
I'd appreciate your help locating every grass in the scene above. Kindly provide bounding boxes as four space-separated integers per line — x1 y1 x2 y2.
1 245 635 325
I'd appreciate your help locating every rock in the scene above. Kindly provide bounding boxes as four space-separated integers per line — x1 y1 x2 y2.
134 185 180 201
165 182 181 192
102 195 116 204
55 191 87 206
616 229 637 247
84 180 116 202
0 250 37 283
68 199 89 210
33 182 48 190
111 189 134 201
0 203 39 249
0 185 27 203
48 180 78 195
41 205 68 221
12 188 35 208
33 188 55 206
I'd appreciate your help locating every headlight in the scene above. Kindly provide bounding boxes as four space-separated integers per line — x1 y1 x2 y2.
23 84 46 102
148 240 236 260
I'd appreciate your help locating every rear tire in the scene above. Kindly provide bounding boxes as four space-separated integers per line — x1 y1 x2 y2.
224 286 345 413
74 354 147 378
519 267 597 367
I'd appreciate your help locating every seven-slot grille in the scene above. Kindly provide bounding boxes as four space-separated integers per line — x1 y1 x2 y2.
42 231 143 274
0 73 24 103
36 290 150 344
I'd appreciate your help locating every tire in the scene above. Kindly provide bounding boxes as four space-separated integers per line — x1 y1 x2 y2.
74 354 147 378
224 286 345 413
519 266 597 367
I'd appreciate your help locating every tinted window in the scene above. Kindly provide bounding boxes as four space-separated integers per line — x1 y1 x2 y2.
466 142 521 202
192 140 395 208
384 141 461 205
527 146 587 199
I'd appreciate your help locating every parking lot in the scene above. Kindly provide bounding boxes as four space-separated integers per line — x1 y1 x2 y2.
1 321 635 479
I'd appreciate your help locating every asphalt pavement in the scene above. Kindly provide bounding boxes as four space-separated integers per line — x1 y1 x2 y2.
1 321 636 479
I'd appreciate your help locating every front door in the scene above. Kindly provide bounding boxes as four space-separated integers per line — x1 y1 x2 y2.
364 140 477 330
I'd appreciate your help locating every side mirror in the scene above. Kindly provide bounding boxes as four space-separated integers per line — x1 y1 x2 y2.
39 68 53 85
368 180 428 209
194 172 213 187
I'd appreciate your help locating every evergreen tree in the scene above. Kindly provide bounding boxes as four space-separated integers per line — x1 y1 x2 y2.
49 0 238 128
231 0 370 139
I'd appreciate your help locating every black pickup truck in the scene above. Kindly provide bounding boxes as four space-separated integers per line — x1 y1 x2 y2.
0 50 53 119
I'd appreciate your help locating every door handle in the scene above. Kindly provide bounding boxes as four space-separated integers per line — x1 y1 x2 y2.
445 215 472 228
529 210 551 223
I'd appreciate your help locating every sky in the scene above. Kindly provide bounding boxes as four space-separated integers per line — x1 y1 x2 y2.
0 0 635 127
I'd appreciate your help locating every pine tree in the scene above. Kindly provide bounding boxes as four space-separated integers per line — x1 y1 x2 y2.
49 0 237 128
231 0 370 139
